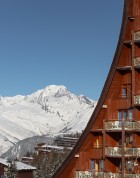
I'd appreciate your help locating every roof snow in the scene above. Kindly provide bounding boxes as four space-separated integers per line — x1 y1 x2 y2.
16 161 36 171
0 158 36 171
0 158 8 166
42 144 64 150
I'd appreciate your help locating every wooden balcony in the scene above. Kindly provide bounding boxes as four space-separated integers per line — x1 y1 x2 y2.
125 173 140 178
76 171 122 178
134 31 140 44
105 147 140 157
105 173 140 178
104 172 122 178
75 171 104 178
105 121 140 131
105 147 122 157
134 57 140 68
76 171 140 178
125 147 140 157
105 121 122 131
75 171 93 178
134 95 140 105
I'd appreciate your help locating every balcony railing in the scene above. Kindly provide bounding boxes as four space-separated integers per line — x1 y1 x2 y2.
104 172 122 178
105 121 122 130
105 147 122 157
105 121 140 131
134 31 140 43
134 57 140 67
125 174 140 178
75 171 122 178
75 171 104 178
134 96 140 105
76 171 140 178
125 147 140 156
105 147 140 157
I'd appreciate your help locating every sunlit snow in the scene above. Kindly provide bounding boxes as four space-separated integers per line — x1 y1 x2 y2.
0 85 97 155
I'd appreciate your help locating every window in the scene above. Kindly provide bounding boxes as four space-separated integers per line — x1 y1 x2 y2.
119 161 122 171
125 133 133 145
118 110 127 126
118 110 127 120
130 134 133 144
118 111 123 121
100 160 104 171
95 137 99 148
122 88 127 98
94 135 100 148
126 160 133 172
118 110 133 127
118 110 133 121
95 161 99 171
90 160 104 171
128 109 133 121
119 138 122 146
124 111 127 120
90 160 94 171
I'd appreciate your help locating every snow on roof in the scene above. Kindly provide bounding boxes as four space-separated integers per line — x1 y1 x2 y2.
42 144 64 150
22 157 33 160
15 161 36 171
61 137 78 140
0 158 9 166
38 149 51 152
0 158 36 171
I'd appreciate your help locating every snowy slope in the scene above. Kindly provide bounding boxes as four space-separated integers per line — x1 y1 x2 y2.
0 85 97 155
2 135 54 160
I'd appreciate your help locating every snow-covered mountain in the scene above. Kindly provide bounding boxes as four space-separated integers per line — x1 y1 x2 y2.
0 85 97 155
2 135 54 160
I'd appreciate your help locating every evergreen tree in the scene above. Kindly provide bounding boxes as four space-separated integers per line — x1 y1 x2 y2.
5 161 17 178
32 149 69 178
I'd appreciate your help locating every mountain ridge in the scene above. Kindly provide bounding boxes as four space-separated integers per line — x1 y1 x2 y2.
0 85 97 155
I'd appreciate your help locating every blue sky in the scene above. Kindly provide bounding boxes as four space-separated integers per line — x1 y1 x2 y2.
0 0 123 100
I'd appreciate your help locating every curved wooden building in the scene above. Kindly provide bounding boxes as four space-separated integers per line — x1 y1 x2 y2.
52 0 140 177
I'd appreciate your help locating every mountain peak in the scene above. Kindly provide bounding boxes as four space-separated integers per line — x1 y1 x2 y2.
44 85 67 90
26 85 69 103
42 85 68 97
0 84 97 155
